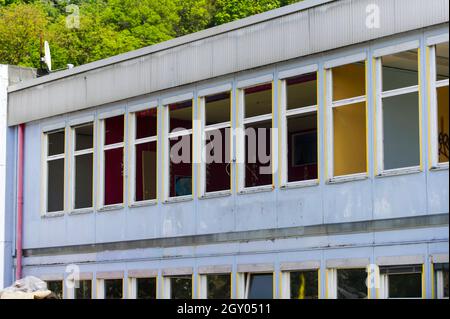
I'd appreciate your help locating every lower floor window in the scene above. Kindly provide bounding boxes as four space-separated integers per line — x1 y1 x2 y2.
289 270 319 299
380 265 422 299
136 277 157 299
201 274 231 299
244 273 273 299
104 279 123 299
168 275 192 299
46 280 63 299
75 280 92 299
434 263 449 299
336 268 367 299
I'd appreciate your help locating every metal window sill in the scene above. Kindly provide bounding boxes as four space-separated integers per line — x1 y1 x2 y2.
239 185 274 195
327 173 368 184
163 195 193 204
97 204 124 212
281 179 319 190
430 163 449 171
200 190 232 200
129 200 158 208
69 208 94 216
42 211 65 219
376 166 422 178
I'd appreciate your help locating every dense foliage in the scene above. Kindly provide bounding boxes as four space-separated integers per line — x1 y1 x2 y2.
0 0 300 69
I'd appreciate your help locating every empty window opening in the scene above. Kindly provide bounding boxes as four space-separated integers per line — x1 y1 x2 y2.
244 273 273 299
134 109 157 202
204 93 231 193
46 280 63 299
73 124 93 209
46 130 65 213
75 280 92 299
380 50 420 170
435 42 449 164
103 115 124 206
285 73 318 183
434 263 449 299
104 279 123 299
242 84 273 188
380 265 422 299
136 277 157 299
336 269 367 299
329 62 367 177
168 275 192 299
287 73 317 110
168 101 192 198
289 270 318 299
205 274 231 299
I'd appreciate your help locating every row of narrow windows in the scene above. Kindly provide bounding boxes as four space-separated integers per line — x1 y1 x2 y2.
45 263 449 299
44 43 449 213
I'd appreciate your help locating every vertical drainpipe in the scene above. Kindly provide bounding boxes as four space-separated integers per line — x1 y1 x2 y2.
15 123 24 280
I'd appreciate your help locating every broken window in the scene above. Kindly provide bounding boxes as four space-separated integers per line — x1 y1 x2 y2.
136 277 157 299
206 274 231 299
434 42 449 164
434 263 449 299
74 280 92 299
203 93 231 194
380 50 420 170
103 115 124 206
133 109 157 202
168 101 192 198
285 73 318 183
245 273 273 299
46 130 65 213
46 280 63 299
169 275 192 299
336 269 367 299
104 279 123 299
243 84 273 188
380 265 422 299
73 124 93 210
329 62 367 177
289 270 318 299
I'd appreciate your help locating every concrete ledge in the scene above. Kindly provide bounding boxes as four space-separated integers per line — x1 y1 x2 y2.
21 213 449 258
96 271 124 279
431 254 449 264
280 261 320 271
326 258 370 269
197 265 232 275
237 263 274 273
376 255 425 266
162 267 193 276
128 269 159 278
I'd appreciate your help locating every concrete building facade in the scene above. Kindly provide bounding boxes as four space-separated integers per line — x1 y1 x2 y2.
3 0 449 299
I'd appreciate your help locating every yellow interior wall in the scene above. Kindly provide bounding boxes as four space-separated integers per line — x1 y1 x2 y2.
333 102 367 176
332 63 366 101
438 85 449 163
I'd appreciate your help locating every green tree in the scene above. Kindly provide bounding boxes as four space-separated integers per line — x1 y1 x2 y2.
0 2 48 67
175 0 213 36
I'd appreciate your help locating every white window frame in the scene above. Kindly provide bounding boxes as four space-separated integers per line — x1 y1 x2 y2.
280 269 320 299
198 87 233 198
429 41 449 169
279 66 319 188
162 274 194 299
236 272 274 299
42 126 67 216
128 276 158 299
326 267 369 299
162 95 194 203
237 78 274 194
96 277 124 299
378 269 423 299
129 105 158 207
70 122 95 213
375 45 422 176
98 111 126 210
325 59 368 183
198 272 232 299
436 269 449 299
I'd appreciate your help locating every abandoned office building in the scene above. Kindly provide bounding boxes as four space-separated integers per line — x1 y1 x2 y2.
3 0 449 299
